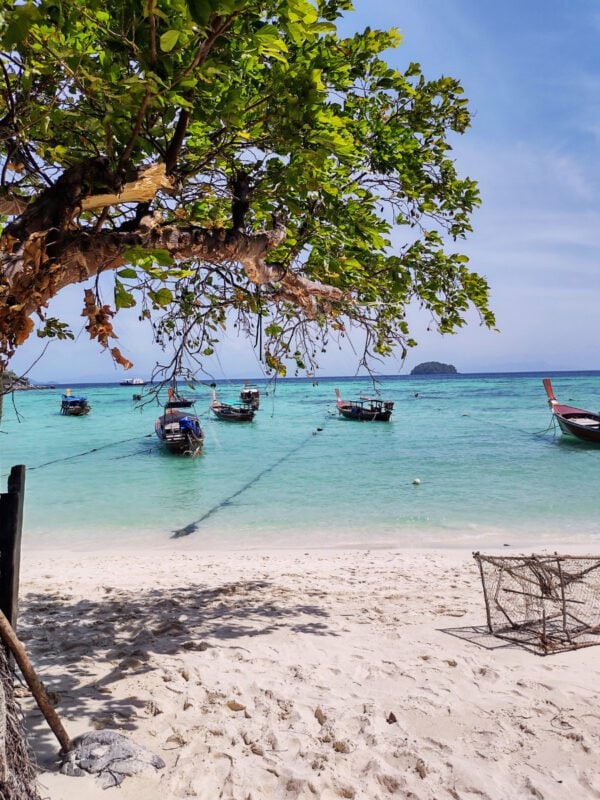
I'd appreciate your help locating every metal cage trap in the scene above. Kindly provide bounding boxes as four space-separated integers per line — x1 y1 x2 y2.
473 552 600 654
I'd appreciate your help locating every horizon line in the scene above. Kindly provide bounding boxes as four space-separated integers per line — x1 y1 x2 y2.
25 368 600 386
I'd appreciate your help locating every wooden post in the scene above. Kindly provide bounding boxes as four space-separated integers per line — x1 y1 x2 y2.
0 466 72 754
0 465 25 630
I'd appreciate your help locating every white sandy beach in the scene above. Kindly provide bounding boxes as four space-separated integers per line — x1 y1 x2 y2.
15 546 600 800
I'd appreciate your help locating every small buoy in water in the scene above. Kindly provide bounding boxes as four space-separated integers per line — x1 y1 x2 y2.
412 478 421 486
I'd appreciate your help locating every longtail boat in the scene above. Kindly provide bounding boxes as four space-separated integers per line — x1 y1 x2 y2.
155 389 204 454
60 390 90 416
543 378 600 443
335 388 393 422
210 386 255 422
239 383 260 410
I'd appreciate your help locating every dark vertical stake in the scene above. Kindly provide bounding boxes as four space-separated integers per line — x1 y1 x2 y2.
556 556 572 646
473 552 493 633
0 464 25 630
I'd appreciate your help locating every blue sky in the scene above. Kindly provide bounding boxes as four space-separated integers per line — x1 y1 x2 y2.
364 0 600 375
10 0 600 382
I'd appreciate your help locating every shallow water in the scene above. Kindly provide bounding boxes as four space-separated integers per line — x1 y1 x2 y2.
2 372 600 549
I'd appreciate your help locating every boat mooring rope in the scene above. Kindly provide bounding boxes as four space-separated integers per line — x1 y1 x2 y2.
172 415 331 539
0 433 155 478
461 412 556 438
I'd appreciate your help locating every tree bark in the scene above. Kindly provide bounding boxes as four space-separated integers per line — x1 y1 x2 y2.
0 213 344 358
0 646 41 800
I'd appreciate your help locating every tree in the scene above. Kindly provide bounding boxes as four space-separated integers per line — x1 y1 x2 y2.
0 645 41 800
0 0 494 381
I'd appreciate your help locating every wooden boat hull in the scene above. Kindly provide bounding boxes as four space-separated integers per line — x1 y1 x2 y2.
335 387 393 422
60 395 90 416
543 378 600 443
60 405 90 416
338 405 392 422
211 403 255 422
555 413 600 442
156 435 203 455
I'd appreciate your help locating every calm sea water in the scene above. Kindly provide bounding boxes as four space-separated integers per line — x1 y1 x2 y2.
2 373 600 550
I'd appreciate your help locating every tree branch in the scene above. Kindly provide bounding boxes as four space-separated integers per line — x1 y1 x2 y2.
231 171 250 231
3 158 120 241
164 109 190 175
0 215 344 358
164 13 239 174
81 163 174 210
178 14 239 81
147 0 158 64
117 86 153 174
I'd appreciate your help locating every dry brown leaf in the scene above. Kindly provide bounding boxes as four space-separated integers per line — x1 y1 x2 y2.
15 316 34 345
111 347 133 370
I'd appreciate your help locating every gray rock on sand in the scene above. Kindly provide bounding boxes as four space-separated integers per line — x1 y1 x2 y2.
60 729 166 788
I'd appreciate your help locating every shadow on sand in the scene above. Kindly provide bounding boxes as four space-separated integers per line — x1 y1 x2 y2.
439 624 548 655
17 577 336 769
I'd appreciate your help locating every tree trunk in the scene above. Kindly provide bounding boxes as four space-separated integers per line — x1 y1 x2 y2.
0 646 41 800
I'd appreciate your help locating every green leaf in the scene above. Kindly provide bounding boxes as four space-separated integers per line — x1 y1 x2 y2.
152 250 175 267
150 288 173 307
2 4 42 48
117 268 138 279
114 280 137 309
159 30 180 52
186 0 212 26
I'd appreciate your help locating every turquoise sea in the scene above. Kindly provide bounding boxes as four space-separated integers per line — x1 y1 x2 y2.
2 372 600 550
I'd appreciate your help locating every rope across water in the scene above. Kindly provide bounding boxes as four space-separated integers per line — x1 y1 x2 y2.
0 433 154 478
172 414 332 538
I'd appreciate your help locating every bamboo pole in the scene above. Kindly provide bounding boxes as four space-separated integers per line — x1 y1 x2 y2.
0 608 72 753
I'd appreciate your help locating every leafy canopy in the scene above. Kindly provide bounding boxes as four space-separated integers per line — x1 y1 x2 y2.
0 0 494 377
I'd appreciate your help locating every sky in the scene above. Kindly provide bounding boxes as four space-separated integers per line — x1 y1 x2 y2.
9 0 600 382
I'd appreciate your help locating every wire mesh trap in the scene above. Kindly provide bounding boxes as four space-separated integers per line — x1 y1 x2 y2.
473 552 600 654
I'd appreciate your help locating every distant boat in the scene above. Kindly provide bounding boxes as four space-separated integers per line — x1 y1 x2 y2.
120 377 147 386
155 389 204 454
543 378 600 443
239 383 260 410
210 386 255 422
60 391 90 416
335 388 393 422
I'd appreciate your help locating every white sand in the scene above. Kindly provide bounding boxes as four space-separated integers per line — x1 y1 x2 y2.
15 545 600 800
